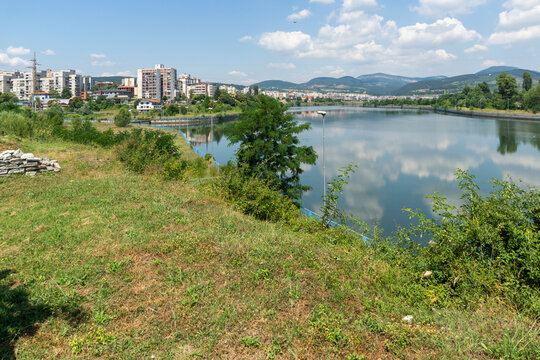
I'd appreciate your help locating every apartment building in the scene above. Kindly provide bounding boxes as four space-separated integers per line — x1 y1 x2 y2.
219 85 238 95
137 64 177 101
2 69 92 100
187 82 215 98
121 77 136 87
178 73 200 96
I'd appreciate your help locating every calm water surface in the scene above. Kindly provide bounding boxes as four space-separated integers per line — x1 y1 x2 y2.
185 106 540 236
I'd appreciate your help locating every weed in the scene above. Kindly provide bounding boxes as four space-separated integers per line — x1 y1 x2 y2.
241 336 261 348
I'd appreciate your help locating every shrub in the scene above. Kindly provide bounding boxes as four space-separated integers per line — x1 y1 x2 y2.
215 164 300 223
114 108 131 127
0 111 34 137
116 128 180 173
163 158 187 179
403 170 540 311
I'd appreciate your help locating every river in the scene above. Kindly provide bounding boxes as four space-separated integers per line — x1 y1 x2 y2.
182 106 540 237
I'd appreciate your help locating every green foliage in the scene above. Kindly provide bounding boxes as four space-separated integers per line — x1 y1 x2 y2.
114 108 131 127
61 88 72 99
403 170 540 311
215 164 300 223
523 83 540 113
164 104 179 116
228 95 317 201
53 120 128 147
496 72 518 100
180 106 188 115
321 163 358 227
0 111 34 137
162 158 188 179
241 336 261 348
523 72 532 92
116 128 180 173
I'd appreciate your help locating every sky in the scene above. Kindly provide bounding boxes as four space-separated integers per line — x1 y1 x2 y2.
0 0 539 84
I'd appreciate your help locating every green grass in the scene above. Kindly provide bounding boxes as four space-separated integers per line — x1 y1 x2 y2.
0 135 538 359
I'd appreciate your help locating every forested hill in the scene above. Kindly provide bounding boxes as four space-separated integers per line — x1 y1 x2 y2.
253 66 539 96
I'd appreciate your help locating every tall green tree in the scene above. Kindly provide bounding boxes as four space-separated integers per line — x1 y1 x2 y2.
496 72 518 100
523 71 532 92
114 107 131 127
228 95 317 201
477 82 490 94
61 88 72 99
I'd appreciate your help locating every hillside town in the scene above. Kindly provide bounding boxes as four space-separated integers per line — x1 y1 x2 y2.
0 56 439 113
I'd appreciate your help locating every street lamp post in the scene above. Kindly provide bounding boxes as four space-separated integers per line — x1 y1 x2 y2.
317 110 327 200
208 107 214 165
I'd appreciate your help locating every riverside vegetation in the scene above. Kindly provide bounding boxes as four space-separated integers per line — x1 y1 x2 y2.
0 95 539 359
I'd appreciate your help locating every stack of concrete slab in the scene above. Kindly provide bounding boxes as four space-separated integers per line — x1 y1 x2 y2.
0 149 61 177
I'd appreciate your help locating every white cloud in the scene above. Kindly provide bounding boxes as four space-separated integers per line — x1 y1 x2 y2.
413 0 487 17
426 49 457 61
6 46 30 56
342 0 378 11
0 52 31 67
239 35 253 42
310 0 335 3
489 1 540 45
396 18 480 48
90 53 106 59
228 70 248 77
464 44 488 53
489 24 540 44
258 31 313 53
91 60 115 67
267 62 296 70
42 49 55 56
101 71 134 77
482 59 505 67
498 0 540 29
288 9 312 21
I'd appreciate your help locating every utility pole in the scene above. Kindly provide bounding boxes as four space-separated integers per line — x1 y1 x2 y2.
27 52 40 108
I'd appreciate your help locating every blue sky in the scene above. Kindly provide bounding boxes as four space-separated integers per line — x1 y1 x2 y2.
1 0 539 84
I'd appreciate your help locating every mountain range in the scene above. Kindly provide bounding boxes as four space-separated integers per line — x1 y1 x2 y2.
253 66 540 96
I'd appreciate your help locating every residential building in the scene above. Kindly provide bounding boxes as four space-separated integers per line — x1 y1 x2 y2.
121 77 136 87
178 73 200 96
31 92 53 104
187 82 215 98
87 89 132 100
117 85 135 98
219 85 238 95
136 99 162 112
0 71 21 94
137 64 177 101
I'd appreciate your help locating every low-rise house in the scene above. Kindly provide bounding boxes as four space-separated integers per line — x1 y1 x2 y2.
137 99 162 112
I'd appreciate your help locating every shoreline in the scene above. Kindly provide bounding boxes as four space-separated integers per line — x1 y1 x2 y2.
360 105 540 122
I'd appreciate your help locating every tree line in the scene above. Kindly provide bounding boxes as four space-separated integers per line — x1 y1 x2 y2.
366 72 540 113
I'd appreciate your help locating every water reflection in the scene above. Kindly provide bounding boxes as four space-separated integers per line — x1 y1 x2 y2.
189 107 540 236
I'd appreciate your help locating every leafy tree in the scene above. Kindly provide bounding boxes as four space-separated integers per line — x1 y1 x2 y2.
523 83 540 113
253 85 259 96
180 106 188 115
523 71 532 92
77 102 93 116
0 92 18 104
164 104 179 116
496 72 518 100
213 87 222 100
114 107 131 127
45 103 64 126
477 82 490 94
69 96 83 110
49 89 60 98
228 95 317 201
61 88 72 99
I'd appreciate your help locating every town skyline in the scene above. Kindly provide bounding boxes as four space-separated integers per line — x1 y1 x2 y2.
1 0 539 84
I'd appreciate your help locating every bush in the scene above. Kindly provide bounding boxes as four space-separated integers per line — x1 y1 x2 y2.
114 108 131 127
116 128 180 173
163 158 188 179
215 164 300 223
403 170 540 311
0 111 34 137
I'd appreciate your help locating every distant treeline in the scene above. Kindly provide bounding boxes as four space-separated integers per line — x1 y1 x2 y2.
365 72 540 113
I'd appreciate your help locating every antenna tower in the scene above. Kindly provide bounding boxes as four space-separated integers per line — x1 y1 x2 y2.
27 52 41 95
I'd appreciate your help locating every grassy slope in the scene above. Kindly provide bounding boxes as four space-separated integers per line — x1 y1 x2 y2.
0 135 538 359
